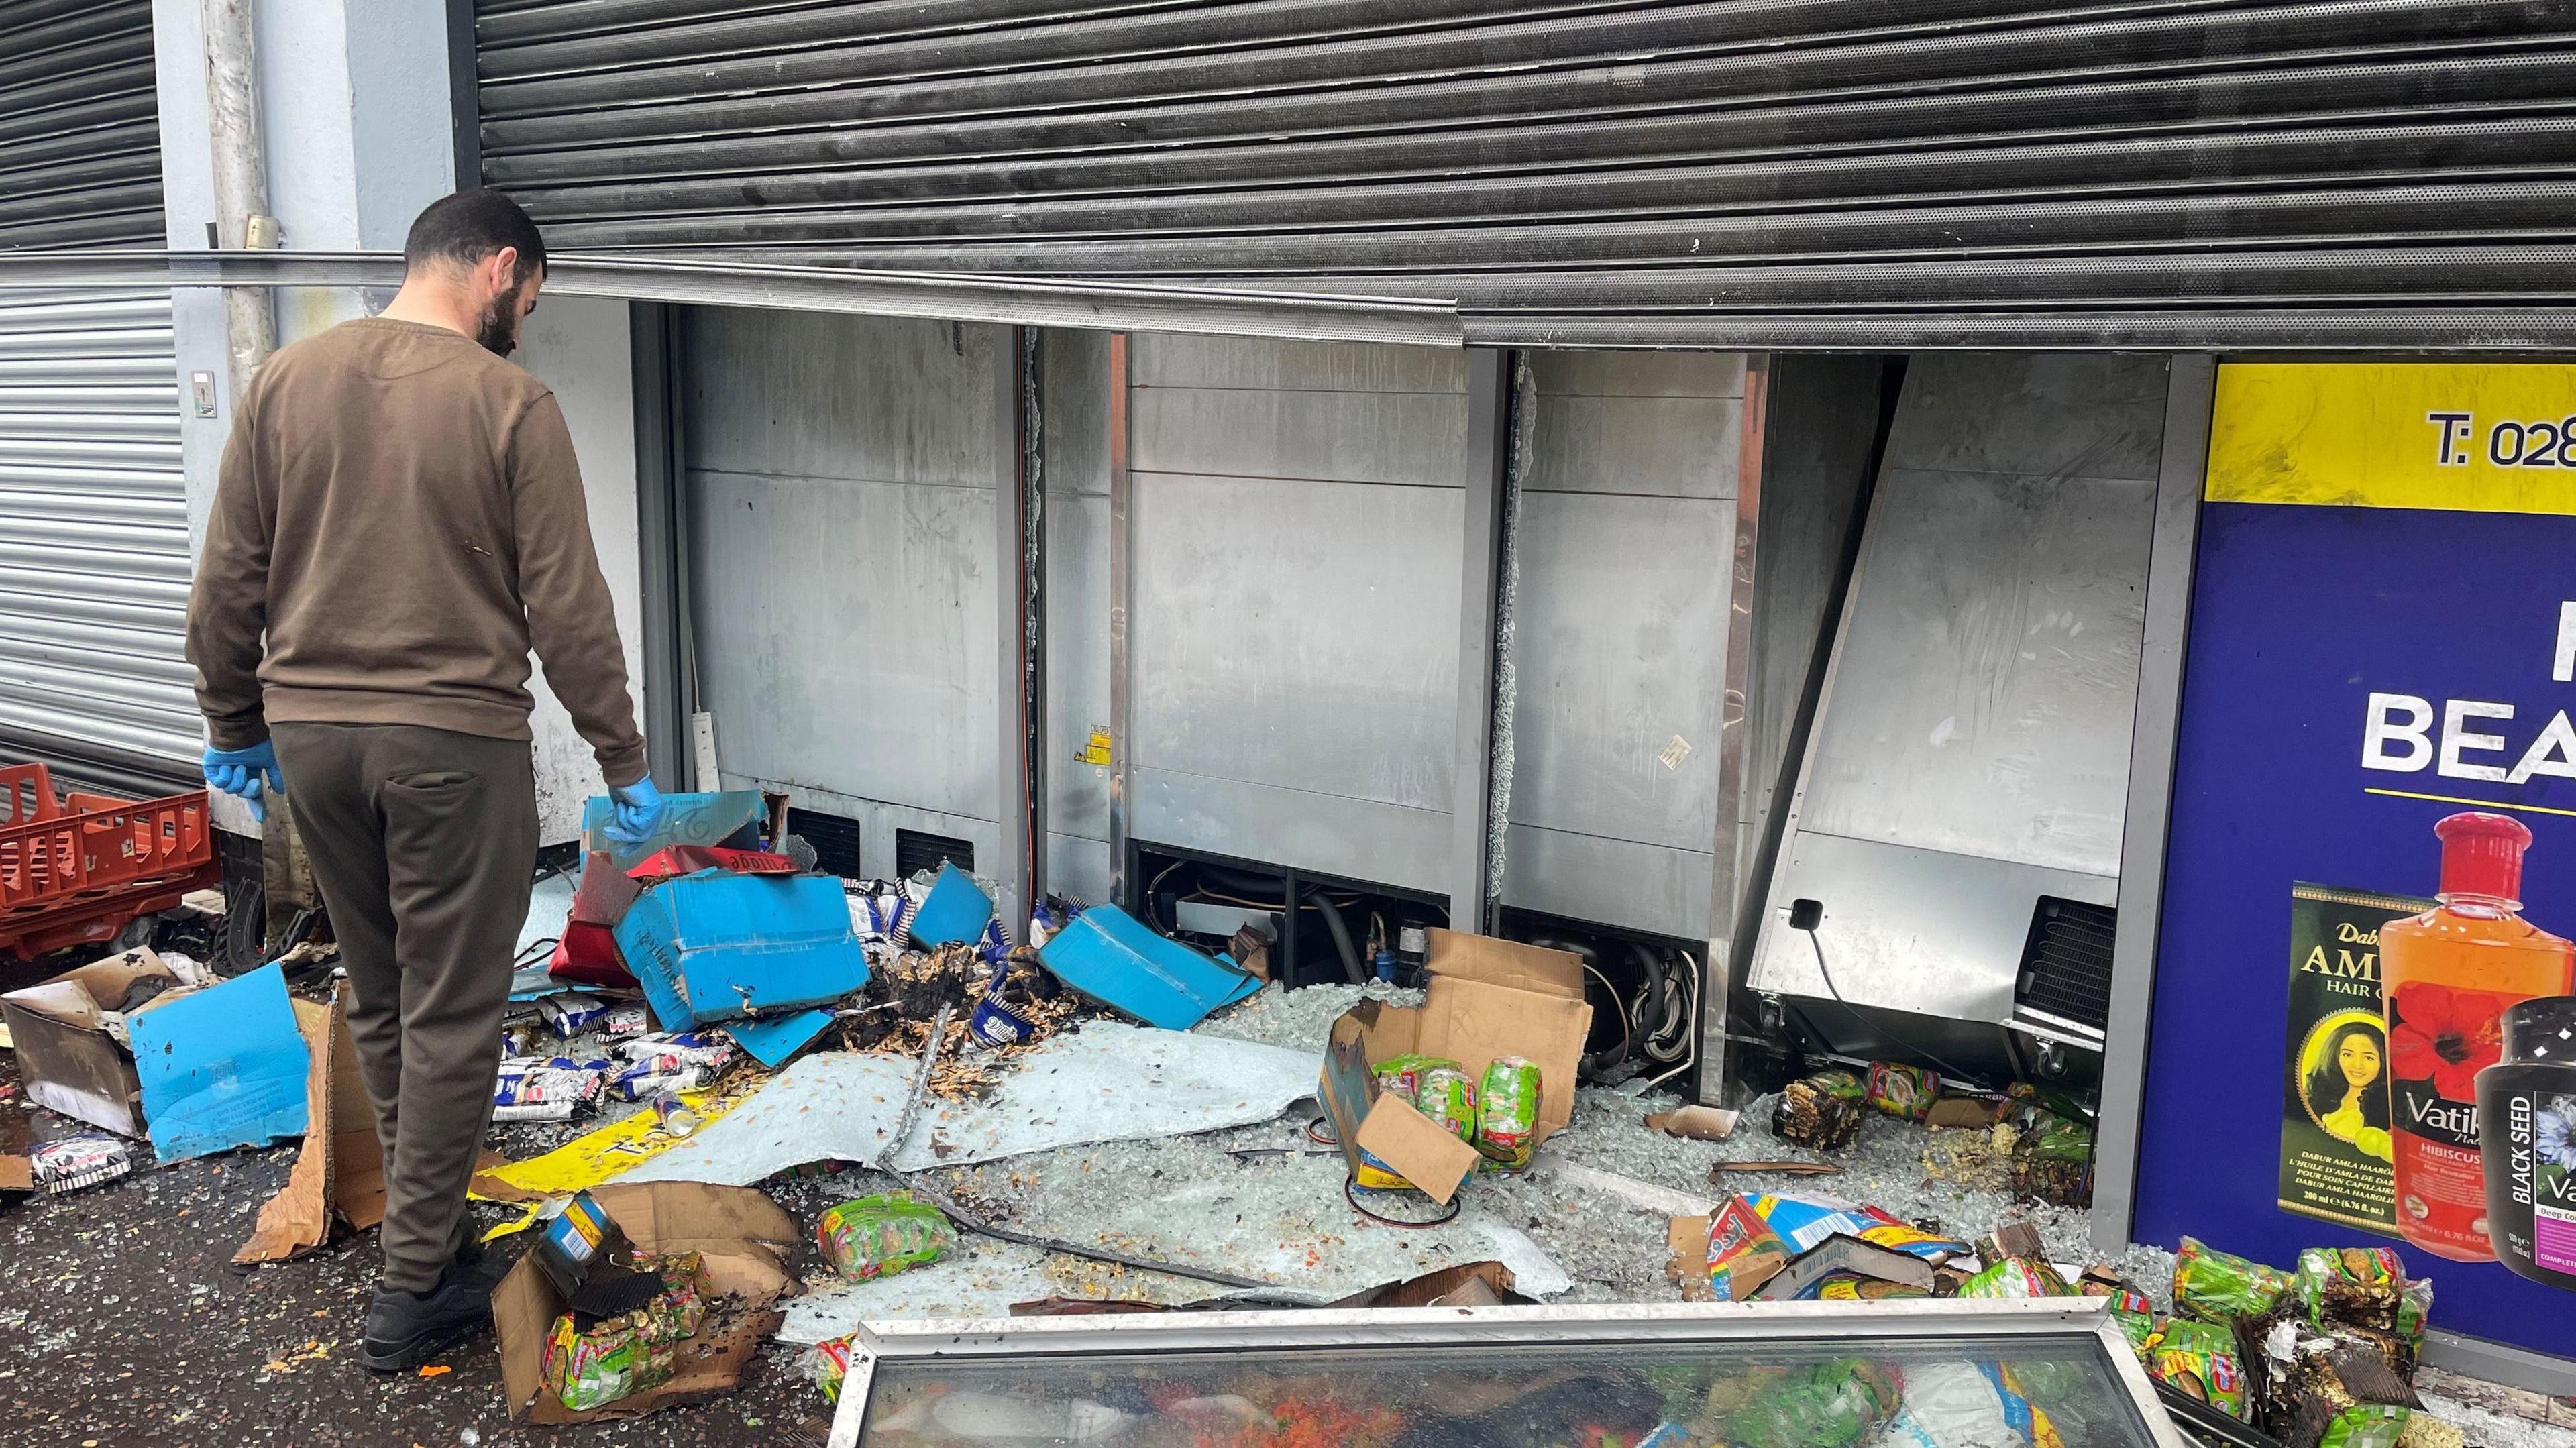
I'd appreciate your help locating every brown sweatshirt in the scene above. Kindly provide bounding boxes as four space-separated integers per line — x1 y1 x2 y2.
186 316 647 786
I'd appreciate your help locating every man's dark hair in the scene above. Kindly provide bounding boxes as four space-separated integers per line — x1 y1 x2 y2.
402 188 547 284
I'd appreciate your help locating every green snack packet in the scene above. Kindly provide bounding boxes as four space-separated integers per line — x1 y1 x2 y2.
1774 1071 1866 1151
817 1192 956 1282
1474 1056 1541 1166
2149 1317 2250 1421
1955 1257 2066 1300
2293 1246 2404 1331
1414 1063 1479 1141
541 1254 707 1411
1718 1359 1900 1448
1372 1053 1456 1107
2394 1276 2433 1357
2112 1304 2159 1359
2172 1235 2291 1325
2317 1404 2410 1448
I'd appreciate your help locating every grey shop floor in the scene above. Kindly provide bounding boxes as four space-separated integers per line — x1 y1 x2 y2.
8 981 2575 1446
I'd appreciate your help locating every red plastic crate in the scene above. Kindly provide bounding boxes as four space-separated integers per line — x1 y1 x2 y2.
0 763 220 959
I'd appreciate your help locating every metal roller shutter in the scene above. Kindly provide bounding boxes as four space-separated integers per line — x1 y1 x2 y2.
0 0 195 793
472 0 2576 349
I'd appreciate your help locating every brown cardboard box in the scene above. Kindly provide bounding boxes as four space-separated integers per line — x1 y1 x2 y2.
0 948 180 1136
494 1182 799 1424
1318 930 1592 1197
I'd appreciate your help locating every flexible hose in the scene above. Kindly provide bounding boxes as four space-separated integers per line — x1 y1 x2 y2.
1309 889 1366 985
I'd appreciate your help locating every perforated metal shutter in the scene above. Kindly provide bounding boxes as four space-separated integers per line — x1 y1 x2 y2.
474 0 2576 350
0 0 195 793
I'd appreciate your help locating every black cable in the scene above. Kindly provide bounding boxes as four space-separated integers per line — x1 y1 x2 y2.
1343 1174 1462 1228
1799 925 1982 1087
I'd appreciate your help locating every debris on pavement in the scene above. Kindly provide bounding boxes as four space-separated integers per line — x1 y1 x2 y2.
492 1181 796 1424
816 1192 953 1282
1644 1103 1738 1141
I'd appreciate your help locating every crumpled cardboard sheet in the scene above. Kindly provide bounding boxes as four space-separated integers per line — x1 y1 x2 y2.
236 987 384 1263
622 1022 1320 1185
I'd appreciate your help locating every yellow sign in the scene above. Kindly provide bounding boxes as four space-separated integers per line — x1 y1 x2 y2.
2208 363 2576 516
1075 726 1112 768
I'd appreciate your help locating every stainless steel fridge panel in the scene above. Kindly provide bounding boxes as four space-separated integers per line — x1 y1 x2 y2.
1794 464 2155 881
1746 828 2118 1026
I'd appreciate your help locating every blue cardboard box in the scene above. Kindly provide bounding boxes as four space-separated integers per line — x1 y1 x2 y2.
613 869 867 1032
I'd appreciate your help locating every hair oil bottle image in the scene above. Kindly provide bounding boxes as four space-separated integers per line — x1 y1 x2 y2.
2478 995 2576 1288
2378 812 2575 1261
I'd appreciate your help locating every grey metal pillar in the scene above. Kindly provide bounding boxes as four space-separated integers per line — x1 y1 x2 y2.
1447 348 1513 933
1106 332 1134 909
1698 355 1771 1104
996 325 1038 935
629 301 693 791
2089 354 2216 1254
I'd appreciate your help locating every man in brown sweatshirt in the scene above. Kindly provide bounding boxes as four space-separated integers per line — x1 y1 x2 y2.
186 190 665 1371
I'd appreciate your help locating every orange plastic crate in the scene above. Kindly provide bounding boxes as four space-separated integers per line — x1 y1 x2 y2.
0 763 219 958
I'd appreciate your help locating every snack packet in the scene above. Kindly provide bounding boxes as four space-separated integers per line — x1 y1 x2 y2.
810 1335 857 1403
1955 1257 2071 1300
2318 1404 2410 1448
817 1193 955 1282
1750 1194 1969 1262
1717 1358 1902 1448
536 992 614 1038
1371 1053 1454 1107
2011 1116 2095 1207
2293 1246 2404 1332
1414 1063 1479 1142
539 1253 708 1412
1866 1060 1941 1122
1879 1361 2065 1448
1705 1195 1792 1301
492 1056 610 1121
1474 1056 1542 1168
2149 1317 2249 1421
1774 1070 1865 1150
28 1136 131 1195
2173 1236 2292 1325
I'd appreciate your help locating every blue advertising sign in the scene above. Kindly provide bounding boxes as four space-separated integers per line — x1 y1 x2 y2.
2137 363 2576 1359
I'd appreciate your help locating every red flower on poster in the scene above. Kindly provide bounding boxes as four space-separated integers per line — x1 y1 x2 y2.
2387 980 2512 1101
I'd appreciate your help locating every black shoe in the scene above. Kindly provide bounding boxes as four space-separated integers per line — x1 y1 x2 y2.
361 1258 494 1373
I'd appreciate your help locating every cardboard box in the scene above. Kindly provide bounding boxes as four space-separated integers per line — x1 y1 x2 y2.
0 948 180 1136
1318 930 1592 1199
494 1182 798 1424
236 986 386 1264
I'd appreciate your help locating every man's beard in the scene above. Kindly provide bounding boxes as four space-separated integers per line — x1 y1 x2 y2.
474 295 518 357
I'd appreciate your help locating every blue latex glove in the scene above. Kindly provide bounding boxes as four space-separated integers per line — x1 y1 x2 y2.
202 741 285 823
604 777 667 851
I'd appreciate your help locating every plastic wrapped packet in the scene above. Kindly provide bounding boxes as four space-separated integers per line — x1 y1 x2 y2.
1750 1194 1969 1263
1866 1060 1941 1122
1955 1257 2072 1300
2011 1116 2095 1207
535 992 614 1038
2292 1246 2404 1332
610 1030 735 1068
818 1193 956 1282
1879 1361 2066 1448
608 1060 711 1102
602 1003 651 1038
29 1137 131 1195
1414 1063 1479 1143
539 1253 709 1412
2111 1303 2160 1360
1371 1052 1456 1108
2173 1236 2292 1326
2149 1317 2249 1421
1713 1358 1903 1448
1474 1056 1542 1168
2394 1277 2432 1368
1773 1071 1865 1150
492 1056 610 1121
2317 1404 2410 1448
1706 1195 1792 1301
809 1335 857 1403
